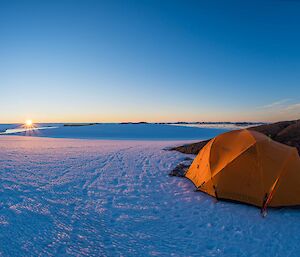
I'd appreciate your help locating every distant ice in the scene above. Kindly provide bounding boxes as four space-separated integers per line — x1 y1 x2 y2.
5 123 229 141
0 124 18 133
169 123 258 130
0 136 299 256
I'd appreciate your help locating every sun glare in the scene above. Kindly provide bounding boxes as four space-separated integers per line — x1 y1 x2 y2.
25 120 33 127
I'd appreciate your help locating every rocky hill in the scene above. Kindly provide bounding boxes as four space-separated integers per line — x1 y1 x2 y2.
171 119 300 155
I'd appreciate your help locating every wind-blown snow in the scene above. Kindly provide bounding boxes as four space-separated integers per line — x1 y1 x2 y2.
1 136 300 256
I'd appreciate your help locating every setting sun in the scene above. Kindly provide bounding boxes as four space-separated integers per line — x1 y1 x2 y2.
25 119 33 127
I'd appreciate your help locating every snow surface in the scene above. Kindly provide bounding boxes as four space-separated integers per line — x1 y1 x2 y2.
0 124 18 133
169 123 258 130
1 136 300 256
6 123 228 141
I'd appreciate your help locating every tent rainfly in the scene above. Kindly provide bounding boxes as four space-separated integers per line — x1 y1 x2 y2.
186 129 300 214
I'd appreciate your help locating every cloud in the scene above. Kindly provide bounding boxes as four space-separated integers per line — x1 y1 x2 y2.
259 99 291 109
273 102 300 121
285 103 300 111
252 99 300 122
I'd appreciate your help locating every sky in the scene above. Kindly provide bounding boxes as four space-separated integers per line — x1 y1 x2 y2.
0 0 300 123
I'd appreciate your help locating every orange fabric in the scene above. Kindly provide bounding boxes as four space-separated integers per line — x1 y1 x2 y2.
185 129 300 208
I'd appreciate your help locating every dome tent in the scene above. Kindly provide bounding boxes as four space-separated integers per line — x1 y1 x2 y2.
186 129 300 213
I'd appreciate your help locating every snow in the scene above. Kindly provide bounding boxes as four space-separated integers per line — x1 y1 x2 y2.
1 136 300 256
4 123 229 140
0 126 58 135
169 123 258 130
0 124 18 133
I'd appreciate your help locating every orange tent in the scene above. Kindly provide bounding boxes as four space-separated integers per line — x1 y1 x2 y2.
186 129 300 211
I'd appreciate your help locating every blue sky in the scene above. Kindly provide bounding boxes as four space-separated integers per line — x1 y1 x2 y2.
0 0 299 123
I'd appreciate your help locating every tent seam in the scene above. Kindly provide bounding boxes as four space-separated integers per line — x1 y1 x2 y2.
211 141 257 180
264 149 295 208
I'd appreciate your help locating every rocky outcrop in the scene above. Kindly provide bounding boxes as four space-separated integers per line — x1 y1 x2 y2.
170 119 300 155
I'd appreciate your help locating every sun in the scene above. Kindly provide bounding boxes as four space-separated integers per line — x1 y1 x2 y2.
25 119 33 127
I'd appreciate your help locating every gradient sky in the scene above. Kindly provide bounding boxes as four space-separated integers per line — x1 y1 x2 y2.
1 0 300 123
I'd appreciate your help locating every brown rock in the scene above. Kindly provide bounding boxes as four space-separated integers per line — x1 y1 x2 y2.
170 140 210 155
170 119 300 155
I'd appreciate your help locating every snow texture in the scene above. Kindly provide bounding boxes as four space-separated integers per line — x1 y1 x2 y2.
1 136 300 256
